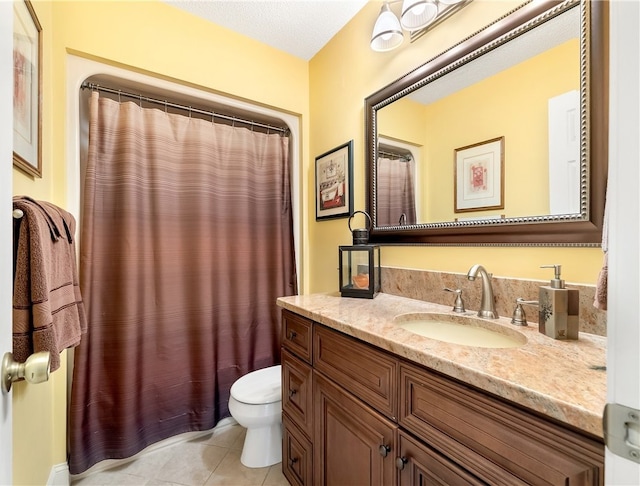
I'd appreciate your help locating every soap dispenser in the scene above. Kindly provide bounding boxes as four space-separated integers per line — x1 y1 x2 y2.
538 265 579 340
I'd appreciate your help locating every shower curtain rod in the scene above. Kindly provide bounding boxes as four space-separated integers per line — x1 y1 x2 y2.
81 82 290 135
378 149 412 161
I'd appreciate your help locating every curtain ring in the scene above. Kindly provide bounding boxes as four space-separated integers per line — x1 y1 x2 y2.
211 111 215 124
164 101 168 114
188 106 192 119
118 90 121 103
139 94 143 108
232 117 235 127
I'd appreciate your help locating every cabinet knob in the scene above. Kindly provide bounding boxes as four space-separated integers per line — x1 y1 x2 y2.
288 330 297 340
289 389 297 398
395 456 408 470
379 444 391 457
288 457 298 467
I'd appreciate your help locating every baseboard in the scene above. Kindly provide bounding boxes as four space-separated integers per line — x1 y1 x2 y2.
47 462 69 486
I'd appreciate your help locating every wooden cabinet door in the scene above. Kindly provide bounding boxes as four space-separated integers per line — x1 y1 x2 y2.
314 372 396 486
397 430 487 486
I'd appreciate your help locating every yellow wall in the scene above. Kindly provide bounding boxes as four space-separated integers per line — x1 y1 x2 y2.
308 0 603 295
13 1 308 483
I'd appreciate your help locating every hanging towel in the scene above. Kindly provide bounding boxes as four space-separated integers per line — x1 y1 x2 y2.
12 196 87 372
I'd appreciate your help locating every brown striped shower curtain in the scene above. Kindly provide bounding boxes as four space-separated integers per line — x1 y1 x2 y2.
68 92 296 474
376 156 417 226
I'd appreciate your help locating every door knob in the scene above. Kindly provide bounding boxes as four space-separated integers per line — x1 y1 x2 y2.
1 351 51 394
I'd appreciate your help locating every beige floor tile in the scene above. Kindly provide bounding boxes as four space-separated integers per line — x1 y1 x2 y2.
263 464 288 486
71 470 148 485
69 423 287 486
113 445 176 478
143 479 186 486
231 427 247 451
205 423 244 448
153 442 228 486
204 449 269 486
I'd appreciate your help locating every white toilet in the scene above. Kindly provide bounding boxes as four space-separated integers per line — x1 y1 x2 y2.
228 365 282 468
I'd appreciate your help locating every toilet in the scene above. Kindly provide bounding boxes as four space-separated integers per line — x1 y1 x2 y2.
228 365 282 468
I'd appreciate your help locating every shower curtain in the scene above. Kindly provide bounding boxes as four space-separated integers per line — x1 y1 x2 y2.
69 92 297 474
376 156 417 226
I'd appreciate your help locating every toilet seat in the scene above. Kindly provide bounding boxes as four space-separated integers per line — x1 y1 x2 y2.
230 365 281 405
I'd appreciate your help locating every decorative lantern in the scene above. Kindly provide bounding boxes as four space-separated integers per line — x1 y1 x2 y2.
339 211 381 299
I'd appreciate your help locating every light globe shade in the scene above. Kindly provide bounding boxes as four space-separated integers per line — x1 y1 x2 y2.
370 4 404 52
401 0 438 31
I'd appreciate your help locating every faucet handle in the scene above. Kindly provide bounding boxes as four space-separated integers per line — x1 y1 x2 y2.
511 298 539 326
443 288 466 313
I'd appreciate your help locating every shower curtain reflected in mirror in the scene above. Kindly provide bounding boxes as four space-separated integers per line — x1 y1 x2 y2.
376 155 417 226
69 92 297 474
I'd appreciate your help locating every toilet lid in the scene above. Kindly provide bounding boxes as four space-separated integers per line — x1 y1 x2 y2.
230 365 281 405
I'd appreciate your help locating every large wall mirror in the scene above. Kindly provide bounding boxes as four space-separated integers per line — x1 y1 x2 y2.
365 0 607 245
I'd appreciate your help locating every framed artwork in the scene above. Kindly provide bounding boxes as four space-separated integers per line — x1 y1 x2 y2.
454 137 504 213
13 0 42 178
315 140 353 220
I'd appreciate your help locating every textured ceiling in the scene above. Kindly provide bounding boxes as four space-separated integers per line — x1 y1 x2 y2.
164 0 369 61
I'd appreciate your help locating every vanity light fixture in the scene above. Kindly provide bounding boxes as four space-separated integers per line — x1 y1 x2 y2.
370 3 404 52
370 0 471 52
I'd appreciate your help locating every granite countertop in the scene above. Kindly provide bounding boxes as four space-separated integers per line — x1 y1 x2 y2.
277 292 607 439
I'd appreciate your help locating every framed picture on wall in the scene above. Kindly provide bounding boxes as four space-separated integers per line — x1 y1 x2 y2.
454 137 504 213
315 140 353 221
13 0 42 178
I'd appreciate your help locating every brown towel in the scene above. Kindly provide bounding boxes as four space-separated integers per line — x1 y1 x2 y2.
594 252 608 311
12 197 87 372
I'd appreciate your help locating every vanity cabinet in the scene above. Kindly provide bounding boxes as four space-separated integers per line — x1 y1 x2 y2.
280 309 604 486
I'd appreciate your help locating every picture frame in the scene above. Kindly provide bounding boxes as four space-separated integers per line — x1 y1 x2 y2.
13 0 42 178
315 140 353 220
454 137 504 213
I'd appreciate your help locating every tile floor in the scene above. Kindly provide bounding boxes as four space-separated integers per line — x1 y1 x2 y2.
71 423 289 486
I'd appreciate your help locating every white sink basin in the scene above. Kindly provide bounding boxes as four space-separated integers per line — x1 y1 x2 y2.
394 312 527 349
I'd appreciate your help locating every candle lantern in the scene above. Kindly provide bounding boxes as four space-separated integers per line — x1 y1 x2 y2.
339 211 380 299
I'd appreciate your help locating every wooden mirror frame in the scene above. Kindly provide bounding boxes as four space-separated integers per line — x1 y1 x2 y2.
365 0 608 246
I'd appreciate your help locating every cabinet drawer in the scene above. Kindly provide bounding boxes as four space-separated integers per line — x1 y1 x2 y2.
399 362 604 486
313 325 397 420
282 310 313 363
283 413 313 486
397 430 487 486
282 349 313 439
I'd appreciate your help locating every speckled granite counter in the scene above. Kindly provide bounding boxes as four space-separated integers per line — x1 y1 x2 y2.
277 292 606 439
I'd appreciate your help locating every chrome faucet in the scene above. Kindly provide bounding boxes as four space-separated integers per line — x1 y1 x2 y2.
467 264 499 319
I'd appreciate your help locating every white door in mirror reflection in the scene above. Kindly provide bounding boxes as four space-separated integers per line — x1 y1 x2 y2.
548 90 580 215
